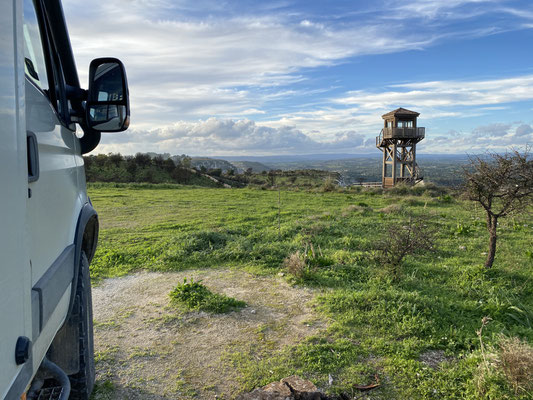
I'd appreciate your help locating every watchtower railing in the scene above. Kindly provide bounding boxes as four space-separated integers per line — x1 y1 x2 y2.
382 127 425 140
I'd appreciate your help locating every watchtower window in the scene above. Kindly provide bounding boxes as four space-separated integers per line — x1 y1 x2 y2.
386 121 393 128
398 120 413 128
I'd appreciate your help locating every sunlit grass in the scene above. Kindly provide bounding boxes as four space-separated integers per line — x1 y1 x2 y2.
88 183 533 399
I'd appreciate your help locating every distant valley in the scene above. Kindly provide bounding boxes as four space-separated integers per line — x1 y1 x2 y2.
195 153 470 187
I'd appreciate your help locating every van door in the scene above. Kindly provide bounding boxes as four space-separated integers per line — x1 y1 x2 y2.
23 0 83 370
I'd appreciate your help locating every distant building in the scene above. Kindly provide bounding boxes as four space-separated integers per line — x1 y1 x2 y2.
376 108 425 188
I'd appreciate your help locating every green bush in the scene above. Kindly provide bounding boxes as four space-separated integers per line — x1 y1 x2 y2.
169 278 246 313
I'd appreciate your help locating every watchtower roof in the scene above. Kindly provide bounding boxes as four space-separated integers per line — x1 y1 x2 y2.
382 107 420 119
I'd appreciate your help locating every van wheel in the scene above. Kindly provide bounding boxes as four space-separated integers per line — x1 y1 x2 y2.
68 252 95 400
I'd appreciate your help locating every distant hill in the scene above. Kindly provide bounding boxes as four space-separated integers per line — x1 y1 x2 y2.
213 153 372 163
230 161 272 173
189 157 237 172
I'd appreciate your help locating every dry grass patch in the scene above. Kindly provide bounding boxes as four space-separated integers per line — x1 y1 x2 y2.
474 334 533 398
341 204 364 216
498 336 533 395
283 251 306 278
377 204 402 214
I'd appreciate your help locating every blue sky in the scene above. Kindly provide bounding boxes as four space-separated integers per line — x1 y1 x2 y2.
63 0 533 155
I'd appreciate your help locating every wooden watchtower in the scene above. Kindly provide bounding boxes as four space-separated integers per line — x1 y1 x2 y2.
376 108 425 188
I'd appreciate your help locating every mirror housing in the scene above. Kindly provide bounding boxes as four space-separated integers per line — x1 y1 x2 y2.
86 57 130 132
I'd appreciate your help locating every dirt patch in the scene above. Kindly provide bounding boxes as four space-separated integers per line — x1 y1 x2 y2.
419 350 454 370
91 270 324 399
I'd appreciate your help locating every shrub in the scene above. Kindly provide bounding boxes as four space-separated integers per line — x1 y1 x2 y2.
283 251 307 278
321 177 336 192
385 182 411 196
208 168 222 177
422 183 449 197
374 214 436 278
169 278 246 313
498 336 533 395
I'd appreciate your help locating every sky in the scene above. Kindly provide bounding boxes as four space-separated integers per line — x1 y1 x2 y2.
63 0 533 156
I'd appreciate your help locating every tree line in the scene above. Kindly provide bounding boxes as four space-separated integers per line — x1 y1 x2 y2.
83 153 207 185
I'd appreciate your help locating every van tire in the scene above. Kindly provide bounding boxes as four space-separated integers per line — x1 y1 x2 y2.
68 252 95 400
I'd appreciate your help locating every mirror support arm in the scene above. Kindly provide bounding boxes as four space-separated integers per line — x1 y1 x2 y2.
65 84 98 154
79 126 101 154
66 85 87 102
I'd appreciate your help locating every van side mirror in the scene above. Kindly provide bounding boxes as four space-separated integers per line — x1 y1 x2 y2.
86 58 130 132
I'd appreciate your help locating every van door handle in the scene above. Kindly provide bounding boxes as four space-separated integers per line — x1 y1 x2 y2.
27 131 40 182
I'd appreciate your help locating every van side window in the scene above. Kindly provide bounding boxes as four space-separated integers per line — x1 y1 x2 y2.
23 0 49 92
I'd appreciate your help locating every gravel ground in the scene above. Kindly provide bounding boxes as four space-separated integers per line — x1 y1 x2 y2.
91 269 324 399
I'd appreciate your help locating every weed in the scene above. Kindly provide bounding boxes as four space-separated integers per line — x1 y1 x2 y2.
91 380 115 400
169 278 246 313
377 204 402 214
94 346 120 363
506 303 533 329
184 230 228 253
341 204 364 216
283 251 307 278
439 194 454 203
454 223 473 236
498 336 533 395
473 329 533 398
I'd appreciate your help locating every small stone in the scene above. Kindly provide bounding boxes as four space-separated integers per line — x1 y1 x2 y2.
281 376 322 399
250 309 256 314
278 272 285 277
263 381 292 397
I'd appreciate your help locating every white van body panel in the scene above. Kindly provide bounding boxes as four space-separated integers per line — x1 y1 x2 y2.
1 0 85 397
1 0 128 396
0 0 33 397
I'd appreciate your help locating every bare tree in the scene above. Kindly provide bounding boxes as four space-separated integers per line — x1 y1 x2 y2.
463 148 533 268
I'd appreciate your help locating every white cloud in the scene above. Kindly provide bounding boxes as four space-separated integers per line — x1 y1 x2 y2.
94 117 367 155
94 117 532 156
419 122 533 152
388 0 498 19
336 75 533 109
254 74 533 141
515 123 533 137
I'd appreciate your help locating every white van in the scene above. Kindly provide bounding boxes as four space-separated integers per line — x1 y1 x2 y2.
1 0 130 398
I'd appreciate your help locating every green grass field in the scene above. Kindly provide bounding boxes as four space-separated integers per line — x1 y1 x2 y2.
88 183 533 399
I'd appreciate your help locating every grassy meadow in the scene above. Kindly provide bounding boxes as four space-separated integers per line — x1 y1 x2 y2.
88 182 533 399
